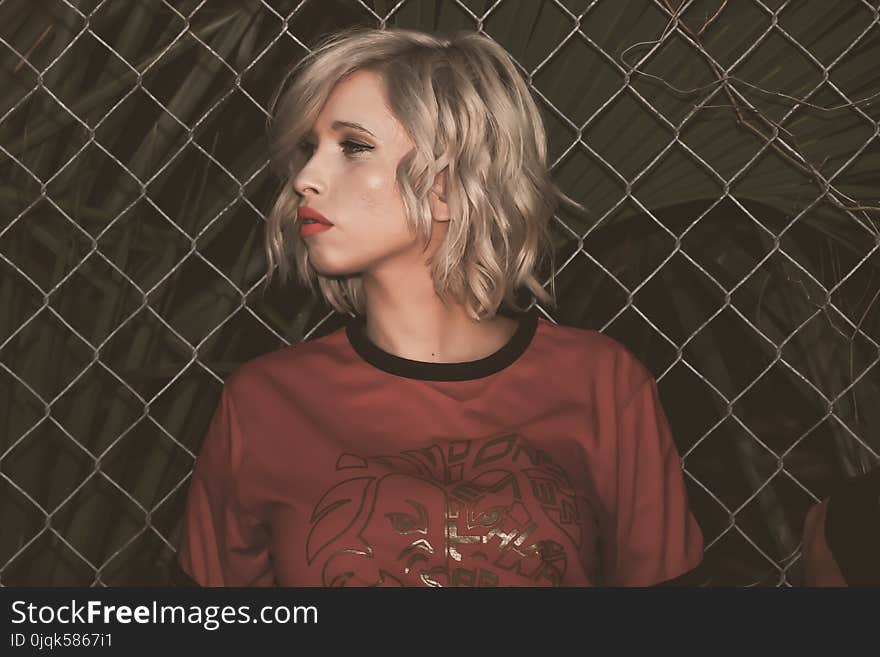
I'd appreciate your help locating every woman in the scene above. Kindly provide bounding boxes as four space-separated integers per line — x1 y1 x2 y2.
176 26 705 587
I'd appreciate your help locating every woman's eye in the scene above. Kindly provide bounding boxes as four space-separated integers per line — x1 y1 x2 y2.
341 140 372 156
296 140 371 157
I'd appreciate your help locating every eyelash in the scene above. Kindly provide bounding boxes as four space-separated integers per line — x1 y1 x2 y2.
297 139 372 157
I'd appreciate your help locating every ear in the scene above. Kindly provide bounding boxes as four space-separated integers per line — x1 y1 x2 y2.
429 170 450 223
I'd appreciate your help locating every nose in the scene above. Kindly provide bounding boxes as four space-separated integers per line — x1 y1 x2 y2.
292 148 325 198
292 169 319 199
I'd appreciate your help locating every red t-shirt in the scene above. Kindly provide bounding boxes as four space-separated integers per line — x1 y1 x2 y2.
178 309 704 586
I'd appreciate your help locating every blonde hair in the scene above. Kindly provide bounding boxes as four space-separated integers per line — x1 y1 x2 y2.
263 26 587 320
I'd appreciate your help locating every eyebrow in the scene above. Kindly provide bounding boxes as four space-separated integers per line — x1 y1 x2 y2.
306 120 377 139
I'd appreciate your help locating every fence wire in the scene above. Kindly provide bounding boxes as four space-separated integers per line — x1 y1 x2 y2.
1 0 879 587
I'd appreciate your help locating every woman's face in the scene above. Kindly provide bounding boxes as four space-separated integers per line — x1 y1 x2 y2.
292 69 436 278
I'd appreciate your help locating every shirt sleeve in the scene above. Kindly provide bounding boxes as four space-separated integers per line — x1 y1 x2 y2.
605 374 705 586
177 382 273 586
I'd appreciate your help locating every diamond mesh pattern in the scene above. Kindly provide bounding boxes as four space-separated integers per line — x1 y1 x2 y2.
1 0 878 587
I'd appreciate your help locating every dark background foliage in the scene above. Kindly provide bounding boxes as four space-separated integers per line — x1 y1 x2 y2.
1 0 878 586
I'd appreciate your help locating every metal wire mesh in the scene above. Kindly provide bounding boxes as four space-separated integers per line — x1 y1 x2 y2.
1 0 878 587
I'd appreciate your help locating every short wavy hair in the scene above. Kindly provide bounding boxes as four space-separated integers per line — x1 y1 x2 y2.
264 26 586 320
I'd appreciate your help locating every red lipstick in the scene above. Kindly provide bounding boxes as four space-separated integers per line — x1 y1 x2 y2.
300 222 333 236
298 206 334 236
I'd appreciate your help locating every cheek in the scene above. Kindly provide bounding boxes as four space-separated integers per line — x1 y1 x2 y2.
361 168 401 202
357 170 409 225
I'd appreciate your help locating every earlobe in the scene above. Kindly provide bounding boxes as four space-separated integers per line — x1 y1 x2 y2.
429 186 450 223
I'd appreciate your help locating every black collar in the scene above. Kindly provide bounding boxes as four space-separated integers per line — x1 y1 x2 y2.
345 308 539 381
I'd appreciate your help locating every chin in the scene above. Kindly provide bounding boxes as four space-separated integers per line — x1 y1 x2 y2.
307 253 363 279
308 241 412 278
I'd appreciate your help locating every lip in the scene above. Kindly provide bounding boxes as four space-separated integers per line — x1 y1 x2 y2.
297 206 333 226
300 222 333 236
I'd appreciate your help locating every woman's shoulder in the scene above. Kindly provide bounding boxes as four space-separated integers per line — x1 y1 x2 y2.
537 317 654 389
222 324 349 394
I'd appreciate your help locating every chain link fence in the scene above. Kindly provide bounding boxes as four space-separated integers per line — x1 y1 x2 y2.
1 0 878 586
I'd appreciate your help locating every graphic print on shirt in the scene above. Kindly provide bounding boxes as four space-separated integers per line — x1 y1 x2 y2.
306 433 591 586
